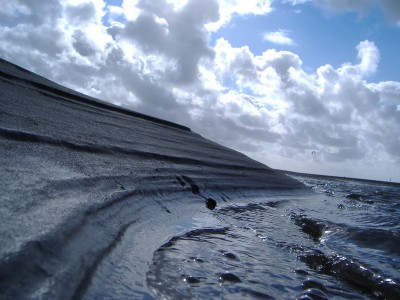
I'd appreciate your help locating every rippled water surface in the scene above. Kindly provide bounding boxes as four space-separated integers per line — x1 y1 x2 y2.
147 174 400 299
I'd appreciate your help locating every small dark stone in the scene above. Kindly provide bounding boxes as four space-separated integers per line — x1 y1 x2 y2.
337 203 345 209
219 272 241 283
206 198 217 210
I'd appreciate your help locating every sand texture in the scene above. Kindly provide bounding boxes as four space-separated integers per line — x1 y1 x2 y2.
0 58 308 299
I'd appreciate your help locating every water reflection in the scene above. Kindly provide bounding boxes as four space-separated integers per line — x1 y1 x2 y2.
147 175 400 299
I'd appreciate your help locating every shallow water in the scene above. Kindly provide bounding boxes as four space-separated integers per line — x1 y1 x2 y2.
147 174 400 299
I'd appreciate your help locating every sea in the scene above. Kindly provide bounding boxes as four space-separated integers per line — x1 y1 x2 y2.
146 173 400 299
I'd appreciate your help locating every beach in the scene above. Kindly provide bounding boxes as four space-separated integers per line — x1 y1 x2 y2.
0 59 307 299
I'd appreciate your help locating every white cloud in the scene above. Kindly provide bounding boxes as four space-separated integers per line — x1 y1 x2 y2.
208 38 399 179
356 40 380 76
0 0 399 181
263 30 295 46
120 0 140 21
206 0 273 31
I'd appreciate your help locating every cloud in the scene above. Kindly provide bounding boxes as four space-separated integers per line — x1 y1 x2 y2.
380 0 400 25
209 38 399 175
207 0 273 31
356 40 380 76
0 0 399 180
263 30 295 46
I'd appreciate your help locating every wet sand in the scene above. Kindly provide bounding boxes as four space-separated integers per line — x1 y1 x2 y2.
0 58 307 299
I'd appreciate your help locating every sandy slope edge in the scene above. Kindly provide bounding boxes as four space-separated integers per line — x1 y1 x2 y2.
0 58 308 299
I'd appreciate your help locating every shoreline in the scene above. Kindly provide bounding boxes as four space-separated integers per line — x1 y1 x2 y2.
282 169 400 186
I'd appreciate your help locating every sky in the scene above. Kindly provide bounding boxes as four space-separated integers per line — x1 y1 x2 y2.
0 0 399 182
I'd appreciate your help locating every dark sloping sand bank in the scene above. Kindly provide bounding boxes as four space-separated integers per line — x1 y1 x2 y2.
0 58 308 299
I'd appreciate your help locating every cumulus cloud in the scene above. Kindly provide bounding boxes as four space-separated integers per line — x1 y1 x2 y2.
263 30 295 46
0 0 399 180
207 0 273 31
356 40 380 76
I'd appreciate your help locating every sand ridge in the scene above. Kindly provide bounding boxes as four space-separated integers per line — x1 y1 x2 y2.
0 58 307 299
